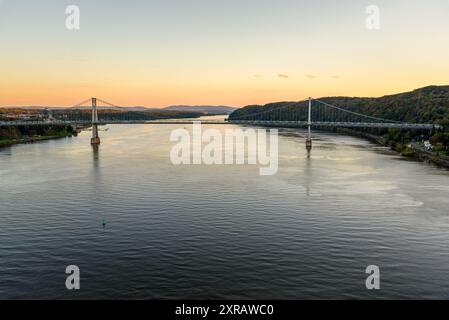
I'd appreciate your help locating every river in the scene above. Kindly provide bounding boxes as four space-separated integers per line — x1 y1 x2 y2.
1 118 449 299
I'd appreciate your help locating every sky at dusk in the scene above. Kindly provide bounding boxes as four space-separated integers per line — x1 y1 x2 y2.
0 0 448 107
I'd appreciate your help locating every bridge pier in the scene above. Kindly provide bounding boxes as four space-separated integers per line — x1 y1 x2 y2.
306 97 312 152
306 138 312 151
91 124 101 145
90 98 101 145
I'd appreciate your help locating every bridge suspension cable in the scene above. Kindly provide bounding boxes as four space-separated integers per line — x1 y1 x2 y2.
231 101 300 120
312 99 403 124
231 97 406 124
68 98 93 109
67 98 133 112
95 98 125 109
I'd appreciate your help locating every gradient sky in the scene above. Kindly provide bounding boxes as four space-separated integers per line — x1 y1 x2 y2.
1 0 448 107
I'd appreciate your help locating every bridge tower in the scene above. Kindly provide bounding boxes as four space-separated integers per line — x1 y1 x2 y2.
306 97 312 151
91 98 101 145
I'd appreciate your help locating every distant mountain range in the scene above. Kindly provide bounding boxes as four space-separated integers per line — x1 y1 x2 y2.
4 106 154 111
163 105 237 114
1 105 237 114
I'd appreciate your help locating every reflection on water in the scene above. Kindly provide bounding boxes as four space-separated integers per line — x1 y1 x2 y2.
92 144 100 169
1 119 449 299
304 155 312 197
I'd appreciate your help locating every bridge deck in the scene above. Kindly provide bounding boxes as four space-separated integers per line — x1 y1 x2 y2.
0 119 440 130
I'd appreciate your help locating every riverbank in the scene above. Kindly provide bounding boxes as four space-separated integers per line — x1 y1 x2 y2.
409 144 449 168
335 128 449 169
0 125 78 149
0 134 74 148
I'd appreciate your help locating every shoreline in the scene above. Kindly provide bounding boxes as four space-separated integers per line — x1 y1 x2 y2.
0 124 80 149
335 128 449 170
0 133 76 149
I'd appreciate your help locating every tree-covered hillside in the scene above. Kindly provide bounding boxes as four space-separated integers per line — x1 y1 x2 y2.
0 125 77 148
230 85 449 125
229 85 449 153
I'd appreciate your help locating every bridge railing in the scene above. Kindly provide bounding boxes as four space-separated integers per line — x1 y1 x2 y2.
0 119 441 130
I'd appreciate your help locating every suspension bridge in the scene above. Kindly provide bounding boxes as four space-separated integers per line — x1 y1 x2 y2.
0 97 440 149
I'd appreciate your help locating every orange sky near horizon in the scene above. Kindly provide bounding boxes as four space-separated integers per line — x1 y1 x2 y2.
1 0 448 108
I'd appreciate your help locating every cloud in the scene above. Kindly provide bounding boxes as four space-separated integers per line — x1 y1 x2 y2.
306 74 316 79
330 75 340 79
278 74 289 79
254 74 263 78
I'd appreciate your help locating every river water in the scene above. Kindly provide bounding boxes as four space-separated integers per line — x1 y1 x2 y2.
1 118 449 299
